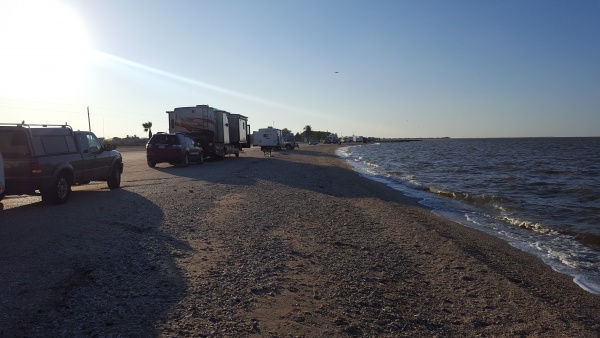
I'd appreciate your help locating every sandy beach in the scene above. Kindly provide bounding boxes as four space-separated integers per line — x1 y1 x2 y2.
1 144 598 337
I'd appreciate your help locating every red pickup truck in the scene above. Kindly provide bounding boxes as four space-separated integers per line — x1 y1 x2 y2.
0 123 123 204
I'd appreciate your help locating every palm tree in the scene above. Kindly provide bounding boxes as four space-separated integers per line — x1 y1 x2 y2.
303 125 312 142
142 121 153 138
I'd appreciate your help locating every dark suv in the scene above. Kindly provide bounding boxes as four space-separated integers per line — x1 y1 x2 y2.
146 133 203 168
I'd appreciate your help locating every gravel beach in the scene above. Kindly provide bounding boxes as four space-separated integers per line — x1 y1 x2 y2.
1 144 599 337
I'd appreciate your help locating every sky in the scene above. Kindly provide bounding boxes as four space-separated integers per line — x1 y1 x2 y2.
0 0 598 139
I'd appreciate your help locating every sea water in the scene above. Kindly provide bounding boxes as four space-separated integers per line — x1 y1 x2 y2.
337 138 600 295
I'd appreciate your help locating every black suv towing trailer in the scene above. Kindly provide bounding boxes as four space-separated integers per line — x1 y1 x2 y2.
0 123 123 204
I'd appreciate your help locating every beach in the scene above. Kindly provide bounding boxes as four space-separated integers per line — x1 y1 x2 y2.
0 144 598 337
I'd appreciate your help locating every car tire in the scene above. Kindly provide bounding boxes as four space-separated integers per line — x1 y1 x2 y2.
107 164 121 189
235 152 239 158
182 154 189 167
148 160 156 168
198 153 204 165
285 144 292 150
42 172 71 204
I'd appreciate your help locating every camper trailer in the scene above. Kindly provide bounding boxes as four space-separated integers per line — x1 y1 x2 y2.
324 133 339 144
254 127 283 151
167 105 250 159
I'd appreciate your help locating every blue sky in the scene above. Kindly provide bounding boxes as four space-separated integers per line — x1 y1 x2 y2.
0 0 598 138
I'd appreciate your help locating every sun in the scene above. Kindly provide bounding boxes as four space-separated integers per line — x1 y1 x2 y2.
0 0 93 100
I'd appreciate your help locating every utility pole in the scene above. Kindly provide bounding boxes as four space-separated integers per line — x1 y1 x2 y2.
87 106 91 131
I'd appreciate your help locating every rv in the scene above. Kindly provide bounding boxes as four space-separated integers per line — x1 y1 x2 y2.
254 127 283 151
324 133 339 144
167 105 250 159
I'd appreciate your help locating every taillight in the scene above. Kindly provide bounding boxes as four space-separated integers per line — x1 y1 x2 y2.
31 162 43 177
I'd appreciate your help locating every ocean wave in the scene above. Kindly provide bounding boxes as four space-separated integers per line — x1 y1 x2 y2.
426 187 509 205
499 216 558 235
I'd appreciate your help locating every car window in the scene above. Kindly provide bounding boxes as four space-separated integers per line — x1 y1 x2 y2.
41 136 70 154
77 133 103 153
87 134 103 153
0 130 31 158
150 134 178 145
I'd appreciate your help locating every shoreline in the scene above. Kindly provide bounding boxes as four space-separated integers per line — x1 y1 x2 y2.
337 141 600 295
336 141 600 296
244 144 600 335
229 145 600 336
1 145 598 336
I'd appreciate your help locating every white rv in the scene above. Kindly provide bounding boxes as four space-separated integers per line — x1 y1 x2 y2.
254 127 283 151
324 133 339 144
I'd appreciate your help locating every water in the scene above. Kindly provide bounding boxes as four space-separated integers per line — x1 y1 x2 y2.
337 138 600 295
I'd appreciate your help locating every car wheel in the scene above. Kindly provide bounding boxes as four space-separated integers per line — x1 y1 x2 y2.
235 152 239 158
42 172 71 204
285 144 292 150
148 160 156 168
182 154 189 167
107 164 121 189
198 153 204 165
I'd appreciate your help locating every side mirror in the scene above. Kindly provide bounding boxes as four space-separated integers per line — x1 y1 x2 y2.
102 143 117 151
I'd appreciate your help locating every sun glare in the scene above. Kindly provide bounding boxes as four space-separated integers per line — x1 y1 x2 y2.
0 0 93 100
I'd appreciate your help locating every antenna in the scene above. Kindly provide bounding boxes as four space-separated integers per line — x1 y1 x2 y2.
87 106 91 131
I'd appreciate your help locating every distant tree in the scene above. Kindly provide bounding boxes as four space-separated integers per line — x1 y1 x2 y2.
142 121 153 138
314 130 328 142
303 125 312 141
281 128 292 135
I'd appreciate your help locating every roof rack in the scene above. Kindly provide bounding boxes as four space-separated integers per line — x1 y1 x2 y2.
0 122 71 129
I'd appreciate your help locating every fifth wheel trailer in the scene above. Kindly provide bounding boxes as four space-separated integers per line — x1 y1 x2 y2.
167 105 250 159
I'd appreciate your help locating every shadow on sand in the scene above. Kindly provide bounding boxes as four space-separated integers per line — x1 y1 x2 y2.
0 189 187 336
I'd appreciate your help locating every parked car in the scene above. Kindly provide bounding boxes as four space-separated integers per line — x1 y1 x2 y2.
146 132 204 168
309 139 319 145
0 123 123 204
